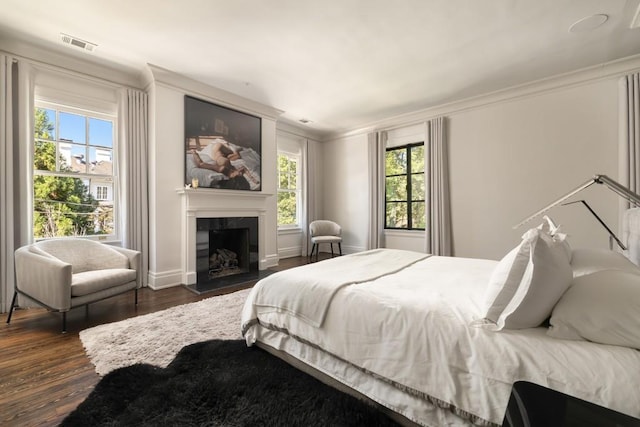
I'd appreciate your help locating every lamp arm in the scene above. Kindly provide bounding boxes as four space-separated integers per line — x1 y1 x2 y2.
513 174 640 229
562 200 626 250
512 178 597 229
594 175 640 206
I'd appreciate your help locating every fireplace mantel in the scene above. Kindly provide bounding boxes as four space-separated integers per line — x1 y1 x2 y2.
177 188 271 285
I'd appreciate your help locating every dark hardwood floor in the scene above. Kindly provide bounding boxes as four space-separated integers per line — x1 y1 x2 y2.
0 255 327 427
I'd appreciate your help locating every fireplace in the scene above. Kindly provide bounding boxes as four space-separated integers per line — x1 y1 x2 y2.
189 217 259 293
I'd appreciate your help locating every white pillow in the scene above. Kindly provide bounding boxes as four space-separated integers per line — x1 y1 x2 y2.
547 269 640 349
570 248 640 278
538 215 572 262
476 227 573 330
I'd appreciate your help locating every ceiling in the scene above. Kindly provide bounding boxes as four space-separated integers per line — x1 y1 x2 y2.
1 0 639 137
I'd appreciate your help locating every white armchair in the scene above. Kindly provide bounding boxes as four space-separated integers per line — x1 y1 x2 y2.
6 239 141 332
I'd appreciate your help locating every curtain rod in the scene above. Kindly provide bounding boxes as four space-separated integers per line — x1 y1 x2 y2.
513 174 640 229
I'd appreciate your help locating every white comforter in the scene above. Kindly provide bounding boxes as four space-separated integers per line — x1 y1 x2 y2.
242 250 640 425
252 248 429 327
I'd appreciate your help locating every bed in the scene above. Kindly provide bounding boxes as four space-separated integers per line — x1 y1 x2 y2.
241 220 640 426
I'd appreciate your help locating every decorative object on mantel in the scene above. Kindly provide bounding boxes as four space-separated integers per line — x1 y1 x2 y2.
184 95 262 191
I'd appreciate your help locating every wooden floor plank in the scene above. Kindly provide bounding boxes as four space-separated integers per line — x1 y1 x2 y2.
0 255 326 427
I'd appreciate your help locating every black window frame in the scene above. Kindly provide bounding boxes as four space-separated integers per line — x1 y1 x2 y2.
384 142 425 230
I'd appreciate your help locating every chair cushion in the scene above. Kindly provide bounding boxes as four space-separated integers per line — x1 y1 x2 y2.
310 220 341 237
71 269 137 297
36 239 129 273
311 236 342 244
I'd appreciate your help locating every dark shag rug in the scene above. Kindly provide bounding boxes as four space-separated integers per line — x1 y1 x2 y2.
63 339 400 426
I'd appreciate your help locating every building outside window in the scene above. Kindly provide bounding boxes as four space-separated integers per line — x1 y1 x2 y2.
277 152 300 228
33 102 116 239
385 142 425 230
96 185 108 200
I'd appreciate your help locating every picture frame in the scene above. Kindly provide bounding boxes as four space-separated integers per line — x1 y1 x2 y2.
184 95 262 191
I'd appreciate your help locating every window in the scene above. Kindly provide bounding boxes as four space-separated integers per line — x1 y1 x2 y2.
277 153 300 227
33 102 116 239
385 142 425 230
96 186 108 200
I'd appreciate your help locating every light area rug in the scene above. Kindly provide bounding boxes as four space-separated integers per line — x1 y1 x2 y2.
79 288 250 376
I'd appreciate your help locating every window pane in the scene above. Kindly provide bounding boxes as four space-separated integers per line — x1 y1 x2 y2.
410 145 424 172
94 202 114 235
385 176 407 201
66 143 87 173
278 170 288 189
277 191 297 225
89 118 113 148
35 108 56 140
411 173 425 200
289 169 297 189
89 147 113 175
386 149 407 175
412 202 425 229
34 140 57 172
34 104 117 240
278 155 288 171
33 176 99 238
386 202 408 228
278 155 290 189
59 112 85 143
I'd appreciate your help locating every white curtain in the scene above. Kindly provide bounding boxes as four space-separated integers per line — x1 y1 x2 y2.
619 72 640 210
119 88 149 286
367 131 386 249
1 56 32 313
301 138 317 256
424 116 452 256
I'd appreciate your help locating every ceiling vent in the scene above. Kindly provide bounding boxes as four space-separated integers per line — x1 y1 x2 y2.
60 33 97 52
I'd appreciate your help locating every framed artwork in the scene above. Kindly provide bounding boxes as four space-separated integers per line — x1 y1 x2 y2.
184 95 262 191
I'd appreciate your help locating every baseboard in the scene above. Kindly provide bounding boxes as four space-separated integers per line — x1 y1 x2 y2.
278 245 303 259
261 254 279 270
147 269 182 290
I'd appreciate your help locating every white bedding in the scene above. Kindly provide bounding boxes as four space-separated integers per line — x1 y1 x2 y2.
242 250 640 426
253 248 429 327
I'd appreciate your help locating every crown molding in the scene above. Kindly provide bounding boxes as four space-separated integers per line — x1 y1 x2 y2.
0 35 144 89
276 120 324 142
144 64 283 121
326 54 640 141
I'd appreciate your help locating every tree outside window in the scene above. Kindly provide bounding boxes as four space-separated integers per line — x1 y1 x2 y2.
277 153 299 227
385 143 425 230
33 105 116 239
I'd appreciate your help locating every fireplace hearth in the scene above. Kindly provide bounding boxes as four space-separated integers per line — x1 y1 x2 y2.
186 217 259 294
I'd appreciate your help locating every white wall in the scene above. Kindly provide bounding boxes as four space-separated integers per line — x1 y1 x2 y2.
145 66 281 288
323 75 622 261
320 133 369 253
449 79 618 259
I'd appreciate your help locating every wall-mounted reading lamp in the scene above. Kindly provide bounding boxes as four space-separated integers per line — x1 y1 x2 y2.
513 174 640 250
